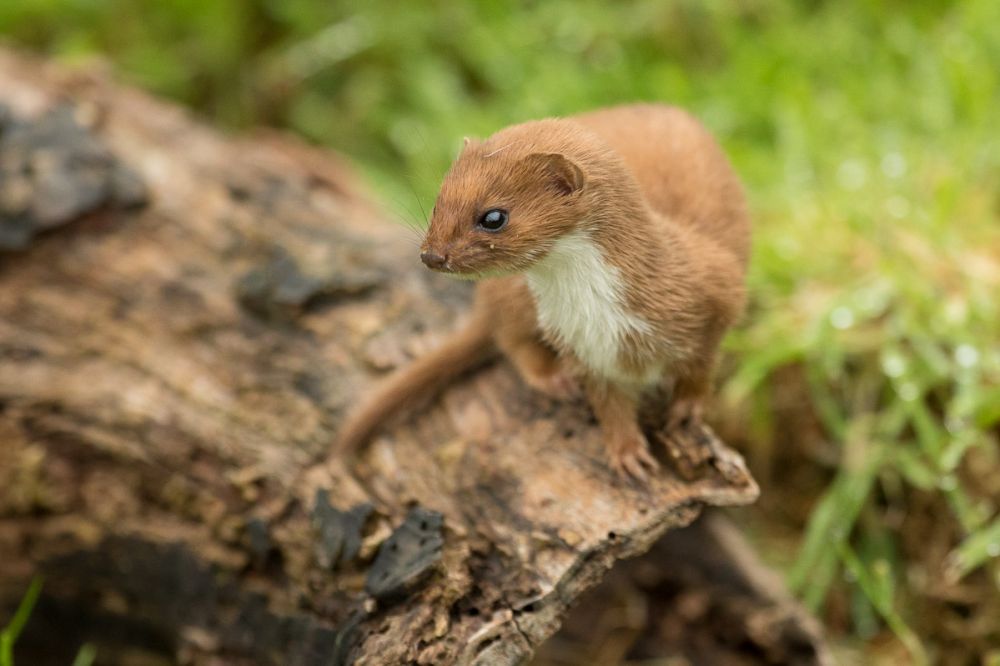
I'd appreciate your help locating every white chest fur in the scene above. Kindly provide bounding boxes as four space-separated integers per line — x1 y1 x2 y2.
526 230 652 381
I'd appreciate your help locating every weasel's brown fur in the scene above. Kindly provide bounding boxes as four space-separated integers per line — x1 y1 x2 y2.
335 104 750 480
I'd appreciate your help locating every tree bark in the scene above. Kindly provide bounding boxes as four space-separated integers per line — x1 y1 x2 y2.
0 50 770 665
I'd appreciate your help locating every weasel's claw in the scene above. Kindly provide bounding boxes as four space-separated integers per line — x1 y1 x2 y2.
609 439 660 483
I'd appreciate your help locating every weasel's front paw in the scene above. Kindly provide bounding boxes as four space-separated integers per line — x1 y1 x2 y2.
607 432 660 482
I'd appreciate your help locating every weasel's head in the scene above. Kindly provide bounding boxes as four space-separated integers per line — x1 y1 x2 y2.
420 120 591 278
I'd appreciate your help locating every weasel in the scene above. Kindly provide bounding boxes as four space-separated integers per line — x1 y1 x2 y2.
335 104 750 480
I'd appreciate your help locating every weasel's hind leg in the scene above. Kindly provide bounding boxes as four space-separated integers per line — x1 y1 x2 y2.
501 337 580 400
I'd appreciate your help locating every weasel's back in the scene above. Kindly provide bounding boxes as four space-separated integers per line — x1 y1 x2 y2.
573 104 750 267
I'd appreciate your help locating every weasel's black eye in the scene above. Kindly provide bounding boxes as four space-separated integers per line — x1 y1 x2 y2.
477 208 508 232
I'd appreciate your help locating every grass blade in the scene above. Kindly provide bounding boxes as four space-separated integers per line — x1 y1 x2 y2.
0 577 43 666
944 515 1000 582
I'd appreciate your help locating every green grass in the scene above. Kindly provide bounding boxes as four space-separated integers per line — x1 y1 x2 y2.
1 577 42 666
2 0 998 660
0 577 96 666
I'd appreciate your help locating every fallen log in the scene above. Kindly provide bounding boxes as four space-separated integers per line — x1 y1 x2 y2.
0 50 775 665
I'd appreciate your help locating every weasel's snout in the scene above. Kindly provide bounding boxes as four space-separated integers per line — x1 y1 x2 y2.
420 251 448 269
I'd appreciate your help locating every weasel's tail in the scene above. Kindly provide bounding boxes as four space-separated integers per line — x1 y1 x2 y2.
333 311 496 457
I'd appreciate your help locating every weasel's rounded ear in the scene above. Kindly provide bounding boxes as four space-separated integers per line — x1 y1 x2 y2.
525 152 585 195
458 136 480 157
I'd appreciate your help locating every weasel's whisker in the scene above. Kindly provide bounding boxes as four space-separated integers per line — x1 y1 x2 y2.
403 173 429 228
386 192 427 237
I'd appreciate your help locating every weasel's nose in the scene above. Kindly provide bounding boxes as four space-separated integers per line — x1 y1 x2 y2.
420 251 447 269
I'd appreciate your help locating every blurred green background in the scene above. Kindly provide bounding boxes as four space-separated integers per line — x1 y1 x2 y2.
2 0 998 663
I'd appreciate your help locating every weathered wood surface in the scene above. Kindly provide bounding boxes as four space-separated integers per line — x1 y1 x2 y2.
0 50 761 665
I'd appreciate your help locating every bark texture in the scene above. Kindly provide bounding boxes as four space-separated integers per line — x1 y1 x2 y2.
0 50 777 665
